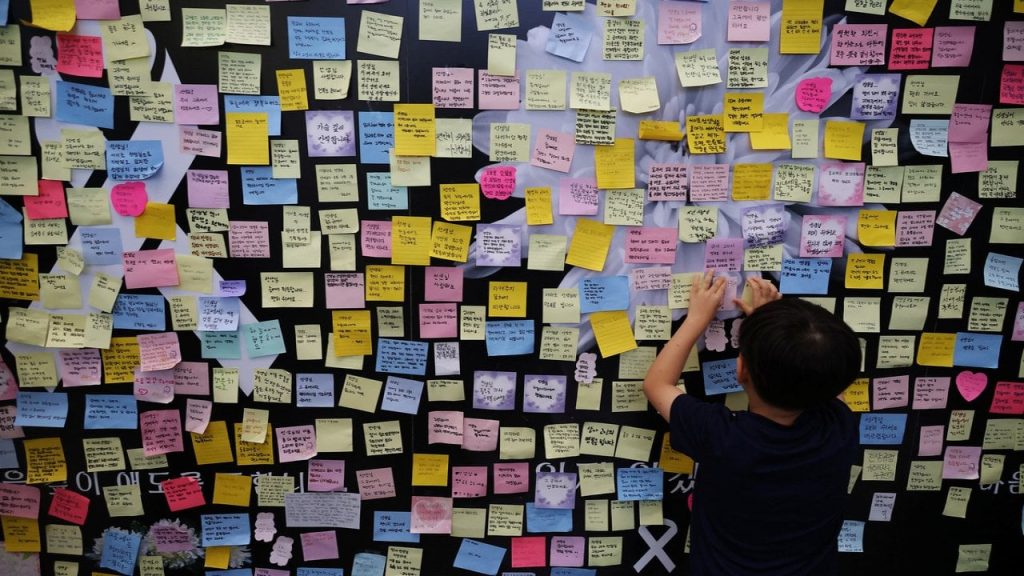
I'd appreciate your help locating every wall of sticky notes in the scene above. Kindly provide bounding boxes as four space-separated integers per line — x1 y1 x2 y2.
0 0 1022 575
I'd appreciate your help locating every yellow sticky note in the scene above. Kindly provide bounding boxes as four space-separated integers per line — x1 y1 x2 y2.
566 218 614 271
205 546 231 569
213 473 252 507
439 183 481 221
525 187 553 225
394 104 436 157
731 164 773 200
102 337 141 384
0 253 40 301
824 120 866 161
991 109 1024 147
638 120 683 141
845 253 885 289
591 311 638 358
686 115 726 154
857 210 897 246
749 113 791 150
191 421 234 465
1017 0 1024 13
780 0 824 54
412 453 449 486
842 378 871 412
489 281 528 317
24 437 67 484
357 10 404 58
235 423 275 466
225 112 269 165
332 310 373 356
391 215 433 265
431 221 472 262
28 0 76 32
917 332 956 367
135 202 177 240
366 265 406 301
276 69 309 112
723 92 764 132
1 516 41 552
594 138 635 188
889 0 938 26
658 432 694 474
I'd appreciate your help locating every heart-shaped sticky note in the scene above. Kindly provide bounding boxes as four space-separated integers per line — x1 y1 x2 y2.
955 371 987 402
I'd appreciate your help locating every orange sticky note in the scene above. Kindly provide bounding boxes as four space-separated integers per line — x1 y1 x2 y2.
917 333 956 367
276 69 309 112
845 253 885 289
135 202 177 240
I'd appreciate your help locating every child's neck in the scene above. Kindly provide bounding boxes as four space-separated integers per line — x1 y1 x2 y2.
747 392 802 427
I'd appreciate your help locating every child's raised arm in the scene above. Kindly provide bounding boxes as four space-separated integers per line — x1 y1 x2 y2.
643 271 726 422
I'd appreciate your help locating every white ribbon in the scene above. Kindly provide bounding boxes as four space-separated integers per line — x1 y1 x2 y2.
634 518 678 573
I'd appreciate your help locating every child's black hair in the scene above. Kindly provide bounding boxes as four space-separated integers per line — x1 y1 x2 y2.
737 298 861 411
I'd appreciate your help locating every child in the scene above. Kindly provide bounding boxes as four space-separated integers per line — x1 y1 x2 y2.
643 272 860 576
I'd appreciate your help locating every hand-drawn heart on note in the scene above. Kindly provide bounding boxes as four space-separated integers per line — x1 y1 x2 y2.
412 496 450 528
955 371 987 402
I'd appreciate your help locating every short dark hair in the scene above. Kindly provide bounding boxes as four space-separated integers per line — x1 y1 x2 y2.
736 298 861 411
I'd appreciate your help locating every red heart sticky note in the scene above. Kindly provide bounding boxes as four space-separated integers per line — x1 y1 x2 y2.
955 371 987 402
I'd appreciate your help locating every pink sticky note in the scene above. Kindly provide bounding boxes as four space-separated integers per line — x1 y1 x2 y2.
935 191 982 235
410 496 453 534
110 181 148 217
795 77 832 113
0 361 15 401
912 377 950 410
424 267 464 302
141 409 183 456
356 467 397 500
49 488 89 525
631 266 673 290
419 303 458 339
531 129 575 173
799 215 847 258
918 425 944 457
956 371 988 402
481 166 516 200
137 332 182 372
817 162 865 206
895 210 935 247
512 536 547 568
428 411 465 445
558 177 599 215
647 164 688 201
173 362 210 396
949 141 988 174
277 425 318 463
228 221 271 258
888 28 933 70
930 26 974 68
326 273 366 309
1004 21 1024 62
942 446 981 480
134 368 176 404
830 24 888 66
24 180 68 219
123 249 180 289
462 418 499 451
1000 63 1024 105
174 84 220 126
301 531 339 561
361 221 393 258
727 1 770 42
433 68 475 109
493 462 530 494
451 466 488 498
1013 302 1024 342
151 524 196 553
255 570 290 576
56 34 104 78
180 126 223 157
625 227 678 264
550 535 585 567
949 104 991 143
162 476 205 511
186 170 230 208
704 238 743 272
308 459 346 492
689 164 730 201
872 375 909 410
58 349 102 387
0 483 41 518
183 398 212 434
479 70 520 110
990 381 1024 415
657 1 702 45
75 0 120 19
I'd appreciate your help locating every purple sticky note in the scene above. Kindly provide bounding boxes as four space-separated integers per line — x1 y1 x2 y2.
472 371 517 410
872 375 909 410
550 536 586 567
704 237 743 271
175 84 220 125
851 74 901 120
558 178 599 215
523 375 567 413
306 110 356 157
942 446 981 480
534 472 577 509
475 224 522 267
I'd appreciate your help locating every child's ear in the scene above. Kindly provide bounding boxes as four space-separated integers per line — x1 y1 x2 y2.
736 354 749 385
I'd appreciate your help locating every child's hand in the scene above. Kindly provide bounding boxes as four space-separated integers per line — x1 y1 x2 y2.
686 270 726 328
733 277 781 315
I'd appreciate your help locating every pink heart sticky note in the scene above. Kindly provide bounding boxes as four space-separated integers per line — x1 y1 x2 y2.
955 371 987 402
795 77 832 113
111 181 148 216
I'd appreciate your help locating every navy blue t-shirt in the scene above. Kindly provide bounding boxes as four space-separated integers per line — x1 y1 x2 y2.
670 394 858 576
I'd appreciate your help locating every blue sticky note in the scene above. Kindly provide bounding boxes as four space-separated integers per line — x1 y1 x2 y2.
296 374 335 408
14 392 68 428
837 520 865 553
0 0 8 25
953 332 1002 369
106 141 164 181
359 112 394 164
702 358 741 395
224 96 282 135
0 438 18 469
551 569 596 576
376 339 429 375
80 227 124 265
373 511 420 543
858 413 907 445
200 331 242 359
485 320 535 356
299 570 345 576
288 16 346 59
580 276 629 313
0 221 22 259
57 81 114 128
84 395 138 430
352 553 386 576
525 503 573 533
984 252 1022 292
241 166 298 205
367 172 408 210
0 197 21 222
780 258 832 294
545 12 594 63
381 376 424 415
201 514 251 546
112 294 165 331
616 467 664 501
242 319 287 357
453 539 507 576
100 529 143 575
